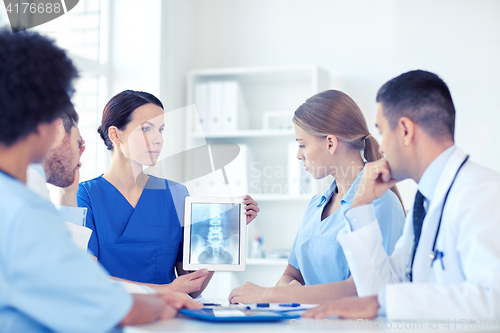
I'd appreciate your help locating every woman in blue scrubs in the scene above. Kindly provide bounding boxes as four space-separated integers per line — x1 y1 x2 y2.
229 90 405 304
78 90 259 297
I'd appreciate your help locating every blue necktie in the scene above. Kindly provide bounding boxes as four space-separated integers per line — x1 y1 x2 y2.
409 190 426 281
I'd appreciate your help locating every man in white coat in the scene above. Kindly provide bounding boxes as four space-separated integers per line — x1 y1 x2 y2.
303 70 500 321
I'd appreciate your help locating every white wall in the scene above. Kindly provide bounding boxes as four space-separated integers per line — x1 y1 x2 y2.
109 0 162 97
162 0 500 208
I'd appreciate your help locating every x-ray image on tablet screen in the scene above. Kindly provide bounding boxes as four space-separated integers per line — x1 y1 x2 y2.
183 197 246 271
190 203 240 265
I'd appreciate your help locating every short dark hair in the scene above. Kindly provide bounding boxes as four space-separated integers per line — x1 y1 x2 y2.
0 29 78 146
60 105 79 135
97 90 163 150
376 70 455 139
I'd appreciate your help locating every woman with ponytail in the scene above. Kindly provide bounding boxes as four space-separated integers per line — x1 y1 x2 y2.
229 90 405 304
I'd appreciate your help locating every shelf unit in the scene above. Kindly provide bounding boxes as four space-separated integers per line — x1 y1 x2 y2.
184 65 329 295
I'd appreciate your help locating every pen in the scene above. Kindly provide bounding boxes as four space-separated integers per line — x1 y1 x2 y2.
279 303 301 307
202 302 221 307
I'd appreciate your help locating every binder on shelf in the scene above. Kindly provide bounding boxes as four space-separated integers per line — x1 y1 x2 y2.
193 82 210 133
222 81 248 132
209 81 224 132
193 80 249 135
222 143 251 197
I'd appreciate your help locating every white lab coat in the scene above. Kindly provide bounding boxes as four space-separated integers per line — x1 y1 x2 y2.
338 147 500 320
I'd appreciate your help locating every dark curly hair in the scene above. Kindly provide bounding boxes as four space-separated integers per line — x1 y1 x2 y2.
98 90 163 150
0 29 78 146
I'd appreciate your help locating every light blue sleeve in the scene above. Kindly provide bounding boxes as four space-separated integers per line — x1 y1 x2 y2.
344 191 405 256
373 191 405 255
2 200 132 333
287 232 300 270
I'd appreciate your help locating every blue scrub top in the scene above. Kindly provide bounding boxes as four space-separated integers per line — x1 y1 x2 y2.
0 171 131 333
288 169 405 286
77 175 188 285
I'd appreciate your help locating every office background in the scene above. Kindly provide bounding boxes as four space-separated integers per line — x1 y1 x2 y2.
1 0 499 294
2 0 499 206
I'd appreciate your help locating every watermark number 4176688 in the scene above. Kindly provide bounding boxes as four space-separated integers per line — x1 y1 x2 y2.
2 0 79 32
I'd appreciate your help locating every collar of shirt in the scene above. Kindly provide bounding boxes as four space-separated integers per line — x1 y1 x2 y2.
316 167 365 208
28 163 47 181
0 168 17 180
418 145 456 211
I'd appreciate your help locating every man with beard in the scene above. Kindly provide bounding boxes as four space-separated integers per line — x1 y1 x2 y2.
27 105 91 249
43 106 84 189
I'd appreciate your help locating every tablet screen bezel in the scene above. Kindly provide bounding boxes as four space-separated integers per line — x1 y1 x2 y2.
183 196 246 271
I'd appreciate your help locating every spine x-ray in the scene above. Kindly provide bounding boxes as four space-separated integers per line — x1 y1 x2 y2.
189 203 240 265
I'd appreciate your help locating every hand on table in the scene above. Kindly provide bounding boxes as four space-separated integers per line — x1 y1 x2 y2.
242 195 259 224
132 293 201 322
302 295 379 320
228 282 272 304
158 291 203 310
120 294 177 325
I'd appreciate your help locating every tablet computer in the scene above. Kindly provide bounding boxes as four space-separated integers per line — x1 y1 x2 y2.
183 196 246 271
179 309 300 322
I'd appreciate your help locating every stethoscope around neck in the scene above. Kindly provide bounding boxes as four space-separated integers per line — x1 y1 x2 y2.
406 155 470 281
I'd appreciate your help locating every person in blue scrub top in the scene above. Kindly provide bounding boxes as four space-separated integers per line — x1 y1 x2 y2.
78 90 260 297
229 90 405 304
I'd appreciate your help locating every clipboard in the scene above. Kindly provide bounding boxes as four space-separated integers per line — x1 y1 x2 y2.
179 308 300 322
